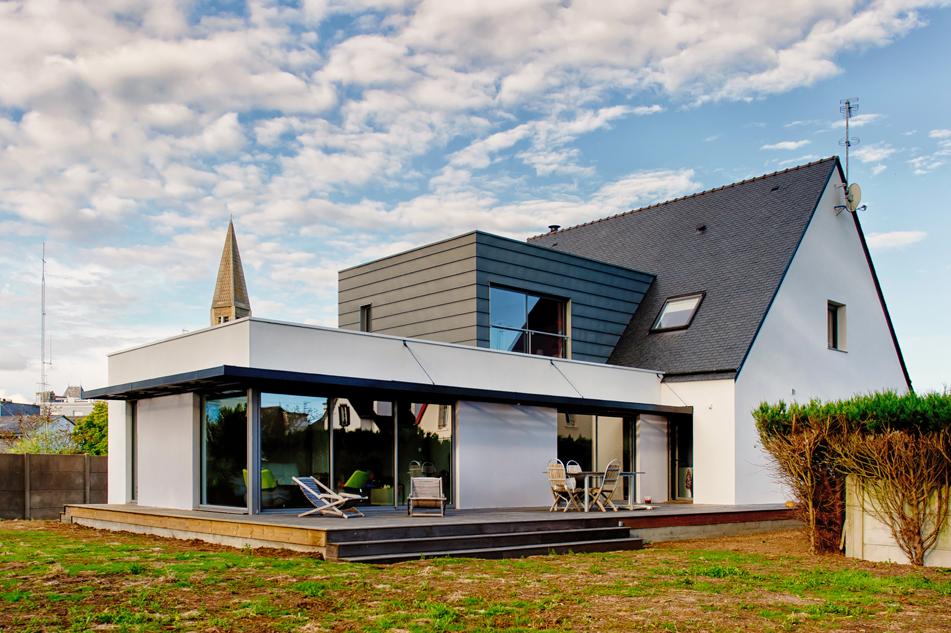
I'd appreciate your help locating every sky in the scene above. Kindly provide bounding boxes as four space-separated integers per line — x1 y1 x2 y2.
1 0 949 402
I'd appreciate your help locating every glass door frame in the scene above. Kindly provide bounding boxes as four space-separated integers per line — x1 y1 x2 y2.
248 389 457 514
198 388 252 514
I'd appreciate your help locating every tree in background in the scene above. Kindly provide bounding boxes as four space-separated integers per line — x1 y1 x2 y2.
72 401 108 455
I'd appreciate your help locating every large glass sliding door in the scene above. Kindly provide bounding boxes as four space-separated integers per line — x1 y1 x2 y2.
201 392 248 508
332 398 395 506
396 402 453 504
259 393 330 510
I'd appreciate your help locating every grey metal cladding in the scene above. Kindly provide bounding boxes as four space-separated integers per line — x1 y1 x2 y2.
529 157 839 377
338 232 479 344
474 232 653 364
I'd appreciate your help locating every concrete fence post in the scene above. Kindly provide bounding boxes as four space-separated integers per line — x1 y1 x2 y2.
23 453 31 520
84 454 91 504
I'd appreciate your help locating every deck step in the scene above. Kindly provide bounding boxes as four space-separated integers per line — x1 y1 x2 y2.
324 516 621 543
327 526 632 559
338 537 644 564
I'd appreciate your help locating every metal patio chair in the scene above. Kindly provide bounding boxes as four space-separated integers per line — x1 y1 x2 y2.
292 476 366 519
407 476 446 517
589 459 621 512
546 459 580 512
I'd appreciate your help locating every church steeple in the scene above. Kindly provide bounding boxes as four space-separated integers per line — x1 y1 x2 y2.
210 219 251 326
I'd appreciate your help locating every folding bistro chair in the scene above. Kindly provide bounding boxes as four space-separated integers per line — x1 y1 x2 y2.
407 476 446 516
589 459 621 512
292 476 366 519
546 459 581 512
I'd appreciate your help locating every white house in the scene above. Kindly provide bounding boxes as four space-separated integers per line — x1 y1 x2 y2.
88 156 909 515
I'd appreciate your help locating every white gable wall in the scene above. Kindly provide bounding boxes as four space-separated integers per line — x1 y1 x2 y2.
734 172 909 505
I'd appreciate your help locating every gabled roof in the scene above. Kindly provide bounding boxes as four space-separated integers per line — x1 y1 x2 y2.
211 219 251 312
529 157 843 379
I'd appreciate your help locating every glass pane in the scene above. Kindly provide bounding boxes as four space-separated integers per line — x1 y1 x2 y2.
201 393 247 507
332 398 395 506
489 287 527 329
529 332 566 358
558 413 593 471
526 296 564 335
260 393 330 510
397 402 453 505
654 295 702 330
490 326 526 353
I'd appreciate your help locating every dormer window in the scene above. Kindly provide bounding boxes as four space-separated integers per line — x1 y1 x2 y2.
651 293 704 332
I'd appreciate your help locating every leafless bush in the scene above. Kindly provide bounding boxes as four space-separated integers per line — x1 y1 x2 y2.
831 429 950 566
759 417 844 554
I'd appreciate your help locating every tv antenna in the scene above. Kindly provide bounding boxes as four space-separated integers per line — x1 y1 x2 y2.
839 98 860 182
37 242 53 405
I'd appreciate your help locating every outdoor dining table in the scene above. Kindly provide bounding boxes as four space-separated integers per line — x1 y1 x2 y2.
570 470 646 512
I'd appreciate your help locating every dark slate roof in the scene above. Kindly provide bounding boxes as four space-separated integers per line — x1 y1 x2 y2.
529 158 841 378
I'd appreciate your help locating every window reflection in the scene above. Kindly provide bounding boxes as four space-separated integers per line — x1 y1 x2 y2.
489 286 568 358
259 393 330 510
397 403 453 504
201 392 247 508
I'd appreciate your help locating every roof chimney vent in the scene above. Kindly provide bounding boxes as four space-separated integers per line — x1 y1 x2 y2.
696 224 707 233
548 224 561 233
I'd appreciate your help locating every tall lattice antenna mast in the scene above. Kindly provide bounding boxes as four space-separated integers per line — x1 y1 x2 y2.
839 97 860 182
38 242 52 405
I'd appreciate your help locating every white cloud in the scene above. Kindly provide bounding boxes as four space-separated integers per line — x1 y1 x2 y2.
870 163 887 175
852 142 895 164
866 231 927 250
833 113 882 128
929 129 951 139
762 140 811 151
908 155 945 175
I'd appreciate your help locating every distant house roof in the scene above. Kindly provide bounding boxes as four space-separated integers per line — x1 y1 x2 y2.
530 157 903 381
0 401 40 416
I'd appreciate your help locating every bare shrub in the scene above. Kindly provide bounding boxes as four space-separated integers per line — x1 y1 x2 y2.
758 415 844 554
832 429 951 566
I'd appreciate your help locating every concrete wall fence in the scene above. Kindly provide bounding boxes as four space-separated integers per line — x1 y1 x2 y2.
0 454 107 520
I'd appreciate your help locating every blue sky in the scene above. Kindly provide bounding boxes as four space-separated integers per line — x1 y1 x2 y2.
1 1 949 401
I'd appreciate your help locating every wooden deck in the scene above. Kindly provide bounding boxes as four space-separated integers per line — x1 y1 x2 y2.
63 502 798 562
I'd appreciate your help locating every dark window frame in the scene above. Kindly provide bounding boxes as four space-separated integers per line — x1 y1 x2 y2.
649 292 705 333
359 304 372 332
828 300 846 351
488 284 569 358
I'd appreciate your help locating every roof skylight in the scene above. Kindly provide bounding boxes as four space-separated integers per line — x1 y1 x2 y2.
651 293 704 332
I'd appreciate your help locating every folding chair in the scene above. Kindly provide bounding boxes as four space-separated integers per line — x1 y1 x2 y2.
292 476 366 519
589 459 621 512
546 459 581 512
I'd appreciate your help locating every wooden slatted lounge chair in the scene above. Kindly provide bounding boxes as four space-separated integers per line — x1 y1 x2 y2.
292 476 366 519
589 459 621 512
407 476 446 517
546 459 580 512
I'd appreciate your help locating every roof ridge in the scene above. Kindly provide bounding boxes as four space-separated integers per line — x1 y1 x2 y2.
528 156 839 240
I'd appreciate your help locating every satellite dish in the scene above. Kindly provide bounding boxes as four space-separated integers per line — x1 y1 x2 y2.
847 183 862 212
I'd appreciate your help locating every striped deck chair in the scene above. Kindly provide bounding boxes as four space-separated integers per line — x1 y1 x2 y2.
407 477 446 517
292 476 366 519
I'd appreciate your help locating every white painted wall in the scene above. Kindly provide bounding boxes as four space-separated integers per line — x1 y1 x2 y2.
109 320 251 384
454 401 556 509
636 414 669 504
107 400 130 504
661 379 736 504
134 394 198 510
735 173 909 504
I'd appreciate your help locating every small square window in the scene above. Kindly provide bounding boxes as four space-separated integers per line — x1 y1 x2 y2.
651 293 704 332
828 301 846 351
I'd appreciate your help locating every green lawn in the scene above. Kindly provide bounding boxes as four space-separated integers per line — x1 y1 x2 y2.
1 522 949 632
